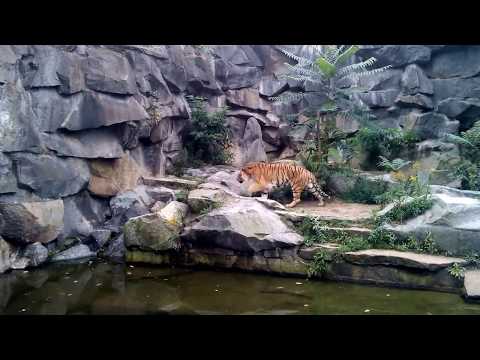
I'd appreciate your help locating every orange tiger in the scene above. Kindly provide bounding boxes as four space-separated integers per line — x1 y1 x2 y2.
237 161 329 208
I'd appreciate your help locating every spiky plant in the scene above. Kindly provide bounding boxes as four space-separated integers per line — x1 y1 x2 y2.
271 45 391 164
378 156 412 172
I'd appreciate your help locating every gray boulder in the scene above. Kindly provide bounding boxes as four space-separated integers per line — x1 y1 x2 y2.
0 200 64 245
22 242 48 267
426 46 480 79
12 153 90 199
215 59 263 90
19 45 85 94
102 234 125 260
0 153 17 194
181 198 303 253
432 77 480 102
229 117 268 167
51 244 96 262
357 45 431 68
258 75 289 97
405 112 459 140
355 89 399 108
62 191 111 239
395 94 434 110
384 186 480 255
108 187 154 227
225 88 271 112
0 45 19 84
124 212 182 252
90 229 112 249
0 81 42 153
41 127 125 159
85 46 137 95
0 236 13 273
400 64 433 95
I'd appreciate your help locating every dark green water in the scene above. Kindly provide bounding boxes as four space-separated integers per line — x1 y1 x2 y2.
1 259 480 315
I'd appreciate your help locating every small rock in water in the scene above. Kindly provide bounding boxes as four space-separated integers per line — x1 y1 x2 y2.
304 304 309 307
20 308 27 312
73 280 79 284
23 270 29 274
276 286 284 289
386 294 390 297
67 293 72 297
127 272 132 275
295 282 303 285
96 283 103 287
364 309 371 313
129 265 134 268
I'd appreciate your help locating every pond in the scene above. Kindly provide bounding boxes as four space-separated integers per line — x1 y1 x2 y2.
1 259 479 315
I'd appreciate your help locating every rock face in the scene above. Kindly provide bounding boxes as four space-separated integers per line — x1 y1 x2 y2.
384 186 480 255
182 198 303 253
0 200 64 245
51 244 96 262
13 153 90 199
0 237 12 273
124 213 182 252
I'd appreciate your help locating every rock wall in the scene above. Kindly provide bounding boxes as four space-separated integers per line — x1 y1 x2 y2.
2 44 480 273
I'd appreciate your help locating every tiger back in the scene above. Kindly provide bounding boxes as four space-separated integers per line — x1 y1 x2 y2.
237 161 329 208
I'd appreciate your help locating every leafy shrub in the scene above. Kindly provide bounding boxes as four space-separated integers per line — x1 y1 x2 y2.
354 127 418 169
338 236 371 252
184 96 232 165
377 196 433 224
307 249 333 278
341 177 389 204
445 120 480 190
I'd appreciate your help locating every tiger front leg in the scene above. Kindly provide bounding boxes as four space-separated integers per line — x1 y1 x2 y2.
286 186 302 208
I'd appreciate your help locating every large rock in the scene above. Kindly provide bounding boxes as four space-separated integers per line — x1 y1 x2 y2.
51 244 96 262
0 81 42 152
41 127 125 159
258 75 289 97
357 45 431 68
426 46 480 79
124 212 182 252
13 153 90 199
225 88 271 112
181 198 303 253
0 45 19 84
88 153 144 198
183 53 222 95
405 112 459 140
0 200 64 245
215 59 263 90
355 89 399 108
85 46 137 95
227 109 280 128
0 153 17 194
384 186 480 255
228 117 268 167
31 89 149 132
432 77 480 102
342 249 465 271
0 236 13 273
464 270 480 301
62 191 111 239
22 242 48 267
400 64 433 95
187 188 228 213
158 201 189 227
395 94 434 110
19 45 85 94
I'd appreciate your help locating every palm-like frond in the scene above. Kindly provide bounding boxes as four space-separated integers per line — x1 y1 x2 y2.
378 156 412 171
346 65 393 82
444 133 474 147
337 57 377 76
269 91 307 103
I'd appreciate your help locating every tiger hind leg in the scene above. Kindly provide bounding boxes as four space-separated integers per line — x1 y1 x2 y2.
307 182 328 207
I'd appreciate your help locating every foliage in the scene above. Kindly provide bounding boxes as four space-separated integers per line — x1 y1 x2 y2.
306 249 333 278
377 196 433 224
338 236 371 252
448 263 466 279
184 96 232 166
354 127 418 169
377 156 412 172
271 45 391 168
445 120 480 190
199 202 222 216
341 177 389 204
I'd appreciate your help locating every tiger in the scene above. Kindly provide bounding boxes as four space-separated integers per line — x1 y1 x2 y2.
236 161 329 208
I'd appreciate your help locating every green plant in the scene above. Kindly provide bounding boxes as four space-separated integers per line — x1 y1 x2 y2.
184 96 232 165
341 177 389 204
338 236 371 252
271 45 391 165
199 202 222 215
307 249 332 278
445 120 480 190
448 263 466 279
354 127 418 169
377 196 433 224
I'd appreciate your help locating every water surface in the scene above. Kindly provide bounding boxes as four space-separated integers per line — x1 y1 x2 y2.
1 259 479 315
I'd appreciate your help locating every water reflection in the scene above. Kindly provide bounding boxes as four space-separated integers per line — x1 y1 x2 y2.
1 259 480 315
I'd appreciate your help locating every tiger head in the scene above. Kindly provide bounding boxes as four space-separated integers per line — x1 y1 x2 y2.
236 163 258 183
